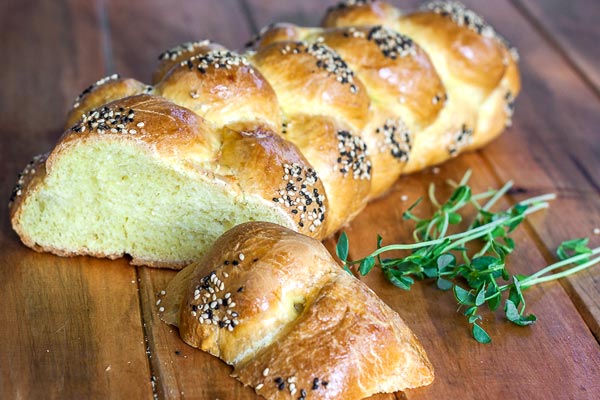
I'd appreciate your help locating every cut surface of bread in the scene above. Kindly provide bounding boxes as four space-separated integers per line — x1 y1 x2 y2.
10 95 327 268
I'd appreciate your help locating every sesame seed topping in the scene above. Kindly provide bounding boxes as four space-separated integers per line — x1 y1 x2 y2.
279 41 359 94
71 74 120 109
9 153 48 206
181 50 252 74
374 118 412 162
327 0 374 12
239 253 245 261
158 40 212 61
336 130 371 180
425 1 518 59
256 383 264 390
71 105 144 136
364 26 415 59
263 368 270 377
273 163 326 233
158 307 165 313
190 271 239 330
448 124 473 156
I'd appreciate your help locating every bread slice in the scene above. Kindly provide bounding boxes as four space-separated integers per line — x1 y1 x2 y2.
9 95 328 268
160 221 434 398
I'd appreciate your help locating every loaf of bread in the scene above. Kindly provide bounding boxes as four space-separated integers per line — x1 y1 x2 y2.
159 221 434 399
9 0 519 268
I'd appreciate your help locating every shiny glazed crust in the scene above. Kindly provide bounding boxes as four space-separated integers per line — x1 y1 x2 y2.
161 222 434 399
10 0 519 267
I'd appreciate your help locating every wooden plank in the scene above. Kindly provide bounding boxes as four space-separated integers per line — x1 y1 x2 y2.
103 0 257 399
107 0 254 81
0 1 153 398
456 0 600 339
152 1 600 399
514 0 600 95
344 154 600 399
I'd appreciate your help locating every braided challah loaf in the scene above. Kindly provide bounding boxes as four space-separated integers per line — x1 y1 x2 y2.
9 0 519 268
159 221 434 398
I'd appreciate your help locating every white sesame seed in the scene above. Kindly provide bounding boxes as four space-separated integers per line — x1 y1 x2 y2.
256 383 264 390
156 299 161 306
229 302 236 308
594 228 600 235
401 195 408 202
262 368 269 377
137 122 145 128
158 307 164 312
160 290 166 295
239 253 245 261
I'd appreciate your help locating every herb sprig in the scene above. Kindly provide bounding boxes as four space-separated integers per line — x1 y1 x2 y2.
336 171 600 343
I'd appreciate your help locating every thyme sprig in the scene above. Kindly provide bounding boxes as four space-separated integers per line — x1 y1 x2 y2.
336 171 600 343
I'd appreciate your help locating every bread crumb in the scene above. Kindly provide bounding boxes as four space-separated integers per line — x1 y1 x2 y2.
105 365 111 372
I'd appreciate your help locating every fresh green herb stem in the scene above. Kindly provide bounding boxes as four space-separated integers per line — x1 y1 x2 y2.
336 171 598 343
512 249 600 287
349 200 551 267
481 180 513 212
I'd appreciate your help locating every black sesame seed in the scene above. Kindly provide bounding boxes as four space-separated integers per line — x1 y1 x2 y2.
232 260 239 266
237 286 244 292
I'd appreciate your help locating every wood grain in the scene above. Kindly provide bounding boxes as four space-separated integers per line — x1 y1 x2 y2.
0 1 153 398
107 0 254 81
1 0 599 399
458 0 600 340
514 0 600 95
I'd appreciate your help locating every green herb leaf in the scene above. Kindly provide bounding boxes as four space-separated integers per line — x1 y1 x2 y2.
336 232 349 263
475 285 487 306
504 300 537 326
454 285 475 305
437 278 453 290
472 324 492 344
359 257 375 276
557 238 592 264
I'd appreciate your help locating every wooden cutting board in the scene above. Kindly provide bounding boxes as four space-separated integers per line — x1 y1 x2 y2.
1 1 599 399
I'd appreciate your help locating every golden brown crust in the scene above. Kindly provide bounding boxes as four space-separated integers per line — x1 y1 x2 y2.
168 221 434 399
317 26 445 132
397 11 506 93
250 40 370 131
153 40 225 84
246 23 305 51
154 48 281 133
11 95 329 264
281 115 371 236
65 76 150 128
218 128 329 239
322 0 401 29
